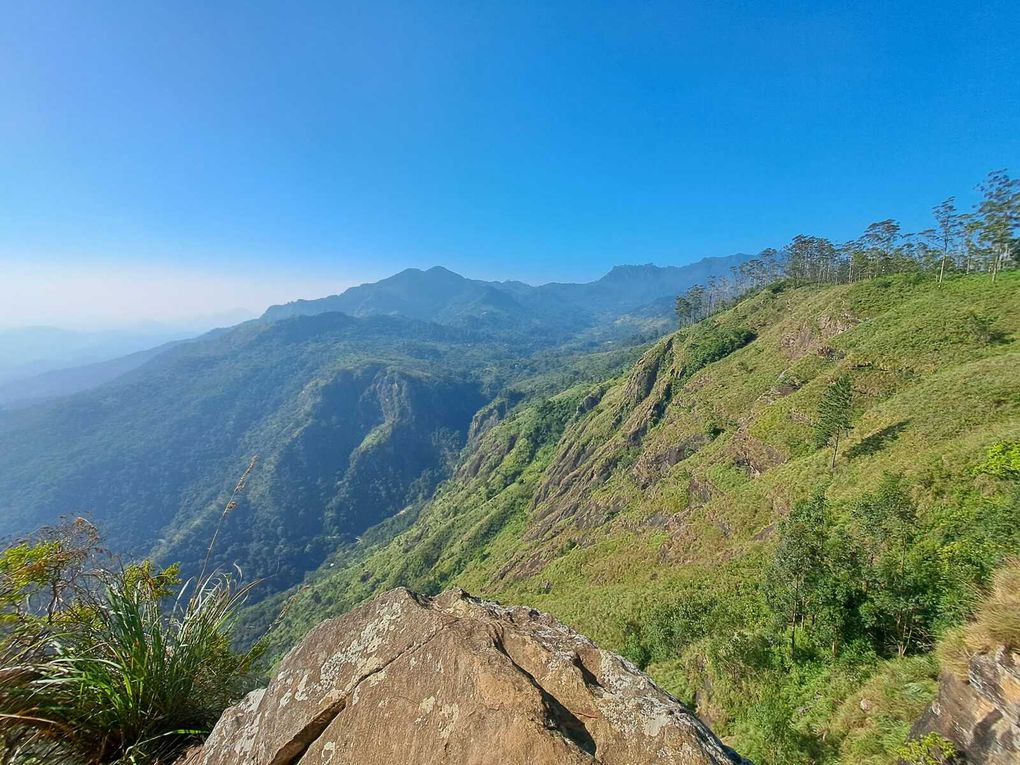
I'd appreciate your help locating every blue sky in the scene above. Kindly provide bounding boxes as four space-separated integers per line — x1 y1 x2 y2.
1 1 1018 326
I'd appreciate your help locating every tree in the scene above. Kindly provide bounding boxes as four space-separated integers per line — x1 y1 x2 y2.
856 220 903 276
674 295 697 326
766 495 829 661
848 476 942 657
816 374 853 469
758 248 781 282
930 197 964 285
975 170 1020 283
686 284 706 320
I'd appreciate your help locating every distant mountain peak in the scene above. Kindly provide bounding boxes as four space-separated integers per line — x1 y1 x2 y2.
261 254 752 329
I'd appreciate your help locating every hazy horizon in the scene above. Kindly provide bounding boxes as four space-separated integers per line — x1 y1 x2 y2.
0 255 746 330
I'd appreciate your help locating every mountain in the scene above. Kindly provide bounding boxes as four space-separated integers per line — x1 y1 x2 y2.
0 314 508 587
0 257 746 580
263 266 522 324
3 264 1017 764
0 262 673 590
261 257 749 340
0 314 258 384
250 272 1020 764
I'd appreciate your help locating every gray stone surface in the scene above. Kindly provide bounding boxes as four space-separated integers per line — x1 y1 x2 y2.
180 588 750 765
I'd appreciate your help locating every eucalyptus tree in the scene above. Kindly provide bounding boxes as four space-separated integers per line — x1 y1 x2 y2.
930 197 964 284
975 170 1020 283
816 374 853 470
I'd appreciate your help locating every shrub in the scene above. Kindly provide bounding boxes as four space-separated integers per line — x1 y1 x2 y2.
684 326 755 375
897 732 960 765
0 518 263 764
2 569 261 764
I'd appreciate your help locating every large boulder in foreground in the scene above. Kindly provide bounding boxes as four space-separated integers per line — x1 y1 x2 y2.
182 588 750 764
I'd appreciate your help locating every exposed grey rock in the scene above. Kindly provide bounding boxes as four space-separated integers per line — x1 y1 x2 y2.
181 588 751 765
911 646 1019 764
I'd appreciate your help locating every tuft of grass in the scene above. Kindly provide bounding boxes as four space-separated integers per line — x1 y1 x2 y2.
2 465 265 764
2 572 262 764
828 655 939 765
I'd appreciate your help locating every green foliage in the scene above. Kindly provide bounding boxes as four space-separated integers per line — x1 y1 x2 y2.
896 732 959 765
674 295 697 326
765 475 1019 664
683 325 755 376
0 519 101 630
829 655 939 765
764 495 836 660
815 373 853 467
976 440 1020 480
0 524 260 765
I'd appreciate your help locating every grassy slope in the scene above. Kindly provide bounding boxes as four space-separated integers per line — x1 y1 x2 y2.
270 272 1020 762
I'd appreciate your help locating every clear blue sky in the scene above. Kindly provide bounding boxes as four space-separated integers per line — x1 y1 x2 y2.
1 1 1018 325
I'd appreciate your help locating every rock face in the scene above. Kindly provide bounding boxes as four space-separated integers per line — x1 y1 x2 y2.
911 646 1019 764
182 588 750 765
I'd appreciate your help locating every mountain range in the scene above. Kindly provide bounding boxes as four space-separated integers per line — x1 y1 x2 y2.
0 256 747 590
1 261 1017 764
262 257 748 340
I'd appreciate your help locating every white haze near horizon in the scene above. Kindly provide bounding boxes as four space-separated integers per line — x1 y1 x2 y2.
0 260 358 331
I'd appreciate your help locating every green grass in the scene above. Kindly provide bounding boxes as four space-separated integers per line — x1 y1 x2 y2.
264 271 1020 763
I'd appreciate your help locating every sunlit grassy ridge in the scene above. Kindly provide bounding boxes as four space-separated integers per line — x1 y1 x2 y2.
264 271 1020 763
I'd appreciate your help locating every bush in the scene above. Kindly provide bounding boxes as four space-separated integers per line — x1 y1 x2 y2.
0 523 262 764
684 326 756 375
897 732 960 765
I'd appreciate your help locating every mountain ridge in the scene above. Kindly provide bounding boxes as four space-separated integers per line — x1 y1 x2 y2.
260 256 750 332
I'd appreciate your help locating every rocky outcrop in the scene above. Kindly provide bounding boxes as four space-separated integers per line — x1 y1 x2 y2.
911 646 1019 764
182 588 750 765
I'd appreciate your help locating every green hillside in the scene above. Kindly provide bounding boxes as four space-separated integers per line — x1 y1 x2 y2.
0 314 509 588
264 272 1020 764
0 280 655 593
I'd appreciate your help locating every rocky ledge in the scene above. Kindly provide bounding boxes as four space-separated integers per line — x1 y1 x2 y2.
911 646 1019 764
181 588 750 764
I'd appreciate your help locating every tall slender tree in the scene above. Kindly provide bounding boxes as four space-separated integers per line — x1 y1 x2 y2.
975 170 1020 283
930 197 964 285
816 374 853 470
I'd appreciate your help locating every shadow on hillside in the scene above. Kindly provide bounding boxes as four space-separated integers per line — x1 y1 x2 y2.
847 420 910 459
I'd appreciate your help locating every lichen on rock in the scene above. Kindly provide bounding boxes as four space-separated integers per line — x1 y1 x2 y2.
180 588 751 765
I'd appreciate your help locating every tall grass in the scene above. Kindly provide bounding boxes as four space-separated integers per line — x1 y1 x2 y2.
2 573 262 764
1 463 264 764
937 557 1020 677
1 575 263 765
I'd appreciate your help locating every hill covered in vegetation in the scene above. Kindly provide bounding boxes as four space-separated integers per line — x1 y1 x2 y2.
258 271 1020 764
2 169 1017 764
0 259 742 591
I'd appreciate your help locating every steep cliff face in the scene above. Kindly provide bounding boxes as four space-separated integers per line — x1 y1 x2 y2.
911 647 1019 764
0 313 489 591
182 588 750 765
